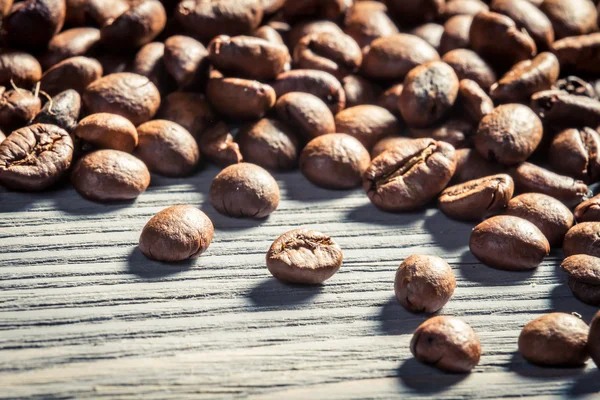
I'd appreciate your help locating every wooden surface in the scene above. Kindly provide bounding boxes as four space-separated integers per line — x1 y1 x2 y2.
1 166 599 399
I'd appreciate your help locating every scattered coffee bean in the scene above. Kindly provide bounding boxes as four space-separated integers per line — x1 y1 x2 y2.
343 1 399 49
4 0 66 50
32 90 81 134
198 121 243 167
100 0 166 50
574 194 600 222
206 74 276 120
458 79 494 123
530 90 600 129
563 222 600 258
0 89 41 130
410 118 475 149
164 35 209 89
549 128 600 183
40 27 101 70
273 69 346 114
371 136 412 159
552 33 600 76
157 92 217 139
335 105 400 150
40 56 103 96
275 92 335 140
490 0 554 50
540 0 598 40
589 311 600 368
75 113 138 153
410 23 444 52
342 75 379 108
561 254 600 306
439 15 473 55
442 48 497 90
452 148 506 184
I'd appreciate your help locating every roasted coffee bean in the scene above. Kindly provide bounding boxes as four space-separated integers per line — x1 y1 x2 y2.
439 174 514 221
531 90 600 129
410 23 444 52
300 133 370 190
475 104 543 165
511 162 590 208
440 0 489 20
40 27 101 70
549 128 600 183
66 0 129 27
540 0 599 40
131 42 176 96
288 20 344 51
266 228 343 284
294 32 362 80
377 84 404 116
452 148 506 184
135 120 199 177
176 0 263 42
275 92 335 140
363 138 456 212
561 254 600 306
32 90 81 134
74 113 138 153
410 118 475 149
94 54 128 76
206 75 276 120
506 193 574 246
518 313 589 367
554 76 598 99
589 311 600 368
252 25 285 45
210 163 280 219
470 215 550 270
335 105 400 150
283 0 349 21
439 15 473 55
469 11 537 67
341 75 378 108
71 150 150 202
139 205 214 262
563 222 600 258
0 89 41 130
40 56 103 96
552 33 600 75
385 0 444 24
490 53 560 103
442 48 497 90
344 1 399 49
371 136 412 159
0 50 42 88
273 69 345 114
490 0 554 50
411 316 481 373
237 118 300 171
575 194 600 222
198 121 243 167
83 73 161 126
100 0 166 50
4 0 66 50
157 92 217 139
164 35 209 89
259 0 284 15
362 34 440 81
395 254 456 313
400 61 459 128
458 79 494 123
0 124 73 191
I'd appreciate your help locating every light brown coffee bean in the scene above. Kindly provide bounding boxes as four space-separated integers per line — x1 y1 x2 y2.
275 92 335 140
252 25 285 46
442 48 497 90
377 84 404 116
561 254 600 306
75 113 138 153
206 75 276 120
440 0 489 20
0 88 41 130
157 92 217 139
335 105 400 150
563 222 600 258
288 20 344 51
40 56 103 96
575 194 600 222
198 122 243 167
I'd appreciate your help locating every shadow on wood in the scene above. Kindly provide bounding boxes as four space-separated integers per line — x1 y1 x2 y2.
377 296 427 335
508 352 587 378
458 250 537 285
549 285 599 322
126 247 194 279
247 278 323 308
423 210 472 250
395 358 469 393
569 369 600 395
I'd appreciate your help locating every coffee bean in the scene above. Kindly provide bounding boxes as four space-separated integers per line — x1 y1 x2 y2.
371 136 412 159
410 23 444 52
4 0 66 50
157 92 217 139
273 69 345 114
395 254 456 313
293 32 362 80
554 76 597 99
589 311 600 368
252 25 285 46
266 228 343 284
139 205 214 262
362 34 440 81
470 215 550 270
490 0 554 50
100 0 166 50
475 104 543 165
164 35 209 89
83 73 161 126
411 316 481 373
0 124 73 191
335 105 400 150
0 50 42 88
74 113 138 153
575 194 600 222
71 149 150 202
288 20 344 51
540 0 598 40
511 162 591 208
490 52 560 103
552 33 600 76
530 90 600 129
207 74 276 120
40 27 101 70
40 56 103 96
518 313 589 367
32 90 81 134
410 118 475 149
363 138 456 212
210 163 280 219
458 79 494 123
439 174 514 221
131 42 176 96
135 120 200 177
452 148 506 184
300 133 370 190
563 222 600 258
283 0 349 21
377 84 404 116
549 128 600 183
561 254 600 306
66 0 130 27
439 15 473 54
440 0 489 20
442 48 497 90
198 121 243 167
237 118 300 171
275 92 335 140
0 89 41 130
342 77 383 109
343 1 399 49
94 54 128 76
385 0 445 25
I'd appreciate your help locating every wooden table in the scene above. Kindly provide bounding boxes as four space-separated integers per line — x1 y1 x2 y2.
2 167 599 399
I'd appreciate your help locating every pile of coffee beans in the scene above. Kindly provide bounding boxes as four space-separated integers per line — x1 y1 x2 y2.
0 0 599 374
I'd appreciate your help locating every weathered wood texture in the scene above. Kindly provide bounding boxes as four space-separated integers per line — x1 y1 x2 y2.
1 167 599 399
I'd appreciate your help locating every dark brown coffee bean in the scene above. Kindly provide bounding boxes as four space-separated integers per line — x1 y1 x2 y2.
441 0 489 20
0 124 73 191
475 104 543 165
83 73 161 126
283 0 349 21
395 255 456 313
0 49 42 88
94 54 129 76
300 133 370 190
519 313 589 367
442 48 497 90
71 149 150 202
411 316 481 373
410 118 475 149
439 15 473 55
66 0 129 27
452 148 507 184
490 0 554 50
210 163 280 219
377 84 403 116
470 215 550 270
288 20 344 51
176 0 263 42
237 118 300 171
575 194 600 222
40 27 101 70
385 0 444 24
531 90 600 129
410 23 444 52
164 35 209 89
4 0 66 50
458 79 494 123
131 42 176 96
490 52 560 103
294 32 362 80
344 1 399 49
341 75 378 108
439 174 514 221
563 222 600 258
252 25 285 46
273 69 345 114
198 121 243 167
266 228 343 284
157 92 217 139
540 0 599 40
0 89 41 130
371 136 412 159
554 76 598 99
506 193 574 246
32 90 81 134
549 128 600 183
362 34 440 81
275 92 335 140
139 205 214 262
469 11 537 67
335 105 400 150
75 113 138 153
100 0 166 50
363 138 456 212
561 254 600 306
400 61 459 128
259 0 284 15
40 56 103 96
512 162 590 208
206 75 276 120
552 33 600 75
589 311 600 368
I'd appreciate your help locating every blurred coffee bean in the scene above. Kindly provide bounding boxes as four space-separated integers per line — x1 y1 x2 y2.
458 79 494 123
157 92 217 139
131 42 176 96
75 113 138 153
342 75 379 108
531 90 600 129
237 118 300 170
32 90 81 134
275 92 335 140
552 33 600 75
206 75 276 120
439 15 473 54
490 0 554 50
4 0 66 50
410 23 444 52
40 27 101 70
293 32 362 80
575 194 600 222
442 48 497 90
198 121 243 167
0 50 42 88
100 0 166 50
411 118 476 149
540 0 599 40
549 128 600 183
164 35 209 89
336 105 401 150
40 56 103 96
344 1 399 49
273 69 345 114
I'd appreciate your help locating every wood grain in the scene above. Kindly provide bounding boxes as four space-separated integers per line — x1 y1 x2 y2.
1 167 599 399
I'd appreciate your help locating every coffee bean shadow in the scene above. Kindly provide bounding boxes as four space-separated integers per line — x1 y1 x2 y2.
0 188 38 213
247 278 323 308
272 170 356 203
508 352 587 379
458 250 537 285
423 210 473 250
395 358 469 393
126 247 194 279
569 369 600 396
199 202 270 232
549 285 598 322
378 296 428 335
51 188 138 215
346 202 428 226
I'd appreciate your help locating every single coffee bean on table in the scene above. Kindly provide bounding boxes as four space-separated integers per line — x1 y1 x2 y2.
335 105 400 150
32 89 81 134
275 92 336 140
266 228 343 284
589 310 600 368
561 255 600 306
549 127 600 183
74 113 138 153
198 122 243 167
563 222 600 258
574 194 600 222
